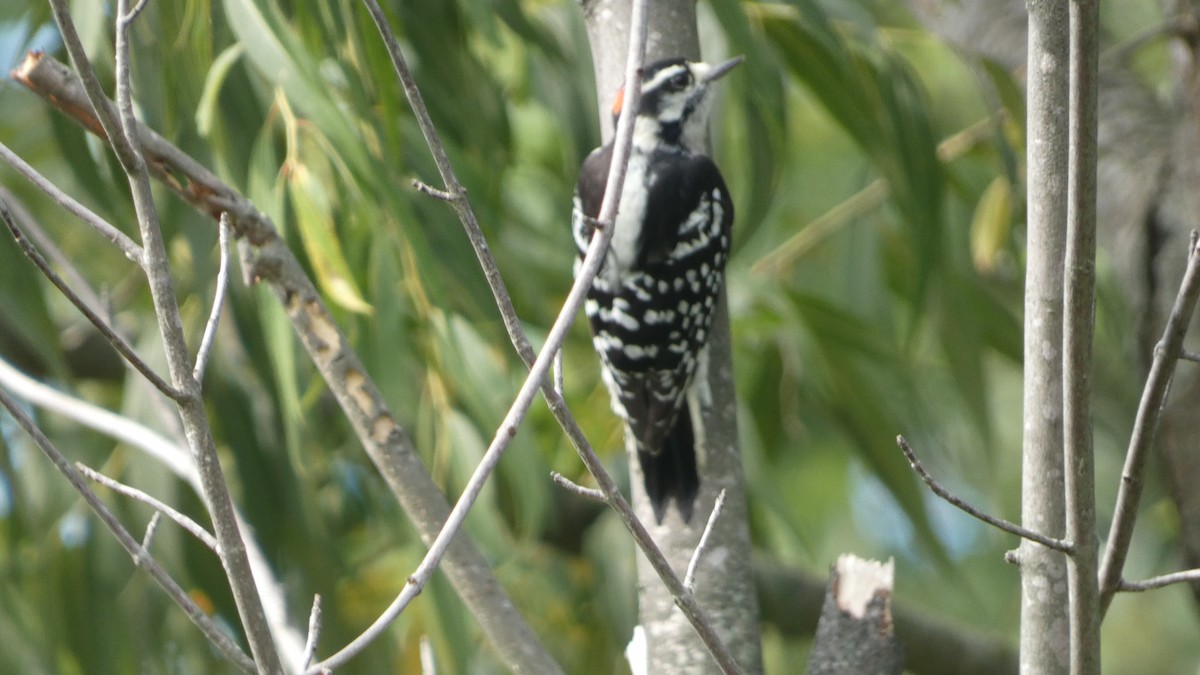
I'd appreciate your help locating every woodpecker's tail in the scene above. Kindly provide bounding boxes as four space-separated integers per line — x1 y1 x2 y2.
639 412 699 524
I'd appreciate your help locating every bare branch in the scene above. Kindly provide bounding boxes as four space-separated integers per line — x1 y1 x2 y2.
1118 569 1200 593
897 436 1073 553
302 595 323 669
1100 234 1200 612
0 197 182 399
193 213 233 384
685 489 727 593
551 471 606 502
411 179 455 202
47 0 139 174
77 462 219 553
0 142 143 261
0 355 193 476
119 0 152 26
0 387 255 672
0 189 107 312
142 511 162 550
0 187 189 444
360 0 537 367
14 51 556 675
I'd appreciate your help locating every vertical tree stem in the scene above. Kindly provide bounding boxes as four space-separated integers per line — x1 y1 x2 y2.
1063 0 1100 671
1021 1 1070 673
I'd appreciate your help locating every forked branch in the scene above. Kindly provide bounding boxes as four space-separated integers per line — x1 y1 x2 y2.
897 436 1073 553
1099 233 1200 613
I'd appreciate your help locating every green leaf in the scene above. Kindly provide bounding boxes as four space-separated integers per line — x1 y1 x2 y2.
195 44 244 137
286 157 373 314
765 4 944 303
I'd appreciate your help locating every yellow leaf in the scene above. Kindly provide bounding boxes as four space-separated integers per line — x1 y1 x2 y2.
970 176 1012 274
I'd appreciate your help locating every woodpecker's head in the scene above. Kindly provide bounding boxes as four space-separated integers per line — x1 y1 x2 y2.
612 55 743 151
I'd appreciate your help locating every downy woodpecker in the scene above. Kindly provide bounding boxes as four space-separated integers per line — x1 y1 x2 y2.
572 56 741 522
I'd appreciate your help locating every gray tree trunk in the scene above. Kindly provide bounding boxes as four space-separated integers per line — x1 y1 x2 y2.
1020 1 1071 673
580 1 762 671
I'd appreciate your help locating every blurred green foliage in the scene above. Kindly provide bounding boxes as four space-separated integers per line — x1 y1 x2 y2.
0 0 1197 673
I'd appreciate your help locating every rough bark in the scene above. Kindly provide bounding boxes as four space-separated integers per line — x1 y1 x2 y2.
806 556 903 675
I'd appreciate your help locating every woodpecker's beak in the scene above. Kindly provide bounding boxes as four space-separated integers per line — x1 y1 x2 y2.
700 55 745 83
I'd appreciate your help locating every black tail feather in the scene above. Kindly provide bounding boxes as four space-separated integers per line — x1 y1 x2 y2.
638 412 699 523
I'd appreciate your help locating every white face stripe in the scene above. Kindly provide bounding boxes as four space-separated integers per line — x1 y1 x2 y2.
640 63 690 94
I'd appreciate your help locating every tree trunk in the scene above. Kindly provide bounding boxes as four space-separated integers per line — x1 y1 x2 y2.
581 1 762 671
806 555 903 675
1020 1 1071 673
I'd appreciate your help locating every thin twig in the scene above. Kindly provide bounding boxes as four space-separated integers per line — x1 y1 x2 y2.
0 189 188 442
193 213 233 384
362 0 537 368
302 595 323 669
411 179 455 202
0 197 182 399
896 436 1073 553
120 0 152 26
77 462 219 552
1100 234 1200 613
142 511 162 549
685 489 728 592
1117 568 1200 593
0 355 194 476
551 471 606 502
0 387 255 672
47 0 137 173
0 142 143 262
0 189 108 314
